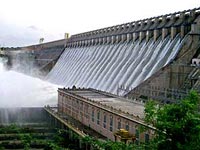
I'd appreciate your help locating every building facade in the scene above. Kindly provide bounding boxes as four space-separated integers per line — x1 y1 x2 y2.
58 87 155 143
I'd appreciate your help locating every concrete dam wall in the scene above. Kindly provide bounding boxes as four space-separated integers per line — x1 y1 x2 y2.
47 8 200 96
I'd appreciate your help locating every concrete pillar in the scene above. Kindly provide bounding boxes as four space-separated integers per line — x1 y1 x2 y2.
139 20 145 29
154 29 160 41
133 32 139 41
95 38 99 45
146 30 153 42
74 42 77 48
179 12 185 21
80 41 83 47
147 19 152 26
191 18 200 34
91 39 95 45
107 36 111 44
116 35 121 43
88 40 91 46
84 40 87 46
111 36 116 44
103 37 107 44
133 22 139 31
126 23 131 32
171 27 177 39
162 16 167 24
170 14 176 23
190 10 195 19
81 41 85 47
99 38 103 44
121 34 126 42
127 33 133 42
162 28 169 40
154 18 160 25
139 31 145 42
100 29 103 34
89 40 92 46
180 25 186 38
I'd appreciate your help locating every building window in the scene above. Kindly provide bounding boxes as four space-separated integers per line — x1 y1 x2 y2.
145 133 149 143
97 111 100 125
118 119 121 129
103 114 106 128
84 104 88 118
135 129 140 145
125 122 129 131
92 109 95 122
110 115 113 131
80 102 83 111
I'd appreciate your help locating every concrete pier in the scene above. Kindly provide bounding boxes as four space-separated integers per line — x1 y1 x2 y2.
65 7 200 47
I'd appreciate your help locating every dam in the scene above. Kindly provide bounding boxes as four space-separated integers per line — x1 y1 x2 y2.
45 7 200 103
47 35 182 95
0 7 199 103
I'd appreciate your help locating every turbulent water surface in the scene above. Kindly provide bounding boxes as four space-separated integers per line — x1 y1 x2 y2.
0 60 58 107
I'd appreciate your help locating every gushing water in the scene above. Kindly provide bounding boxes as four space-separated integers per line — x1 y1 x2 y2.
0 59 58 107
47 34 185 95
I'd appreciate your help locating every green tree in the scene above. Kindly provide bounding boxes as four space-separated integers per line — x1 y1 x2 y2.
144 91 200 150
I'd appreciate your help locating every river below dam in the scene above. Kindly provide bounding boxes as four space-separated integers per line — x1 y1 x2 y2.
0 59 58 107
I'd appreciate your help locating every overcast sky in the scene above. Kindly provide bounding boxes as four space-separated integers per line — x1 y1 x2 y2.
0 0 199 47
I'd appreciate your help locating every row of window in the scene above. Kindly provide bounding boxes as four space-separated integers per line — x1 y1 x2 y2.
60 97 131 132
59 94 150 143
92 109 130 132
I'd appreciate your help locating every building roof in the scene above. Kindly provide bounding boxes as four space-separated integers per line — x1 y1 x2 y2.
58 88 145 119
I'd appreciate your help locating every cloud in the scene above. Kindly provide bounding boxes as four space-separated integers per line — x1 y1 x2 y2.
0 22 39 47
0 21 62 47
0 0 198 47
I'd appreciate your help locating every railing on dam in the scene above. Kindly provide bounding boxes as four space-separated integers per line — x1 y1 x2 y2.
66 7 200 47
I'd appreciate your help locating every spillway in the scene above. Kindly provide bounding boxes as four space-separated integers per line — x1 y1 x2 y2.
46 34 185 95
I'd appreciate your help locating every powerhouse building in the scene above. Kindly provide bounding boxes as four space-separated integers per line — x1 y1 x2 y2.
58 87 156 143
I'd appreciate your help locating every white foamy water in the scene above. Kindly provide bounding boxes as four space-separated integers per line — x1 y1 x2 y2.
0 61 58 107
47 34 185 95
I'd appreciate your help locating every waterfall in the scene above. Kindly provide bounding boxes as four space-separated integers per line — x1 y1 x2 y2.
46 34 185 95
